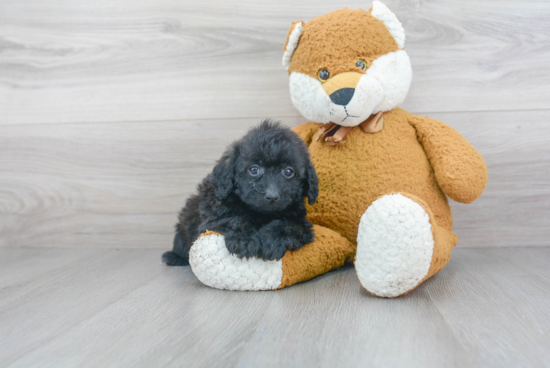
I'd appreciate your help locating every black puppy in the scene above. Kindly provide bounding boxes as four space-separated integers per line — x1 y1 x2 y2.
161 120 318 266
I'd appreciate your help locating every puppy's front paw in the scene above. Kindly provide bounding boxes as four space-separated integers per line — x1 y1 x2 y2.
224 233 262 259
258 241 287 261
257 220 299 261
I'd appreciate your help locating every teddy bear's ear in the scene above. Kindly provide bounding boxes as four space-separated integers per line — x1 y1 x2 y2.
282 21 304 71
370 1 405 49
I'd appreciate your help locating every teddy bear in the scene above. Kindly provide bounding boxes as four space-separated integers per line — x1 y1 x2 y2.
188 1 487 298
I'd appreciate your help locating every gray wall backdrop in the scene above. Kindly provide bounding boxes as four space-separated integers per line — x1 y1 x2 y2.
1 0 549 249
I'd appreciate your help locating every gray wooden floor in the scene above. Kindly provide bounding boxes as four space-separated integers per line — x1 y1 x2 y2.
0 247 548 368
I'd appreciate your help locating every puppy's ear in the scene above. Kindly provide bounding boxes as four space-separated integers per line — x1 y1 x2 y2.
212 146 238 200
304 159 319 205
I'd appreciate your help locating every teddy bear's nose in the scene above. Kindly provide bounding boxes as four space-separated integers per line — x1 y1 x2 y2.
329 88 355 106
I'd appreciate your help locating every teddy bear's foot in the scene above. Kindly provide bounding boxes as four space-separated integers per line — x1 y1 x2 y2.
189 231 283 291
189 226 356 291
355 193 457 298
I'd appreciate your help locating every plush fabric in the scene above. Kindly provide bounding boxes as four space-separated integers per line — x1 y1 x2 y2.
371 1 406 48
190 231 284 291
287 106 485 296
288 50 413 126
282 21 304 71
281 4 486 296
188 227 356 291
356 193 436 298
302 107 487 242
409 115 488 204
285 8 399 78
279 225 356 289
189 2 487 297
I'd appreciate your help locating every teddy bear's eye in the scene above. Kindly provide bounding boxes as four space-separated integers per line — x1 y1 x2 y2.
318 69 330 82
356 59 367 71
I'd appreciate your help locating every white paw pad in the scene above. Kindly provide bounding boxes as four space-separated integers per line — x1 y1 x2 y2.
356 194 434 297
189 233 283 291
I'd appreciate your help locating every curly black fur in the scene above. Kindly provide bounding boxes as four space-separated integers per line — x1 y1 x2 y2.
161 120 319 266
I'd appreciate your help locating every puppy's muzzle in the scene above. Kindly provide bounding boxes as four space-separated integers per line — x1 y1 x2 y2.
265 185 280 203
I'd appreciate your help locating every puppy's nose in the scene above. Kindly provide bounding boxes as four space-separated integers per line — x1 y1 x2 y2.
330 88 355 106
265 188 280 202
265 194 280 202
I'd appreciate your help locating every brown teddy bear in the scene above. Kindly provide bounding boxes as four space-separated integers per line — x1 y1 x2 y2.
188 1 487 298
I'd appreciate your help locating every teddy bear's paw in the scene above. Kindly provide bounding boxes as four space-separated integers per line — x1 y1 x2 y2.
189 233 283 291
356 194 435 298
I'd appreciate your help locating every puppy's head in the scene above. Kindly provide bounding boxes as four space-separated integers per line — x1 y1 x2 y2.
212 120 318 213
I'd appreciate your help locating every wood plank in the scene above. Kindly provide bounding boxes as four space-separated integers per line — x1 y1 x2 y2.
8 267 278 368
235 270 472 368
0 109 548 249
6 262 472 368
0 249 167 365
488 247 550 282
425 247 550 367
5 248 550 367
1 0 549 125
0 248 102 292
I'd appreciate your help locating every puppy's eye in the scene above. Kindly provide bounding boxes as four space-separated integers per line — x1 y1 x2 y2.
249 165 261 176
318 69 330 82
356 59 366 71
282 167 295 179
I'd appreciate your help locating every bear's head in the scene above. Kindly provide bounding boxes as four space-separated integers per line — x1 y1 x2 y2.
282 1 412 128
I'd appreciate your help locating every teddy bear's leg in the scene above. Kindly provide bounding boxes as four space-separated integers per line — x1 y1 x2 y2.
278 225 356 289
189 226 355 291
355 193 457 298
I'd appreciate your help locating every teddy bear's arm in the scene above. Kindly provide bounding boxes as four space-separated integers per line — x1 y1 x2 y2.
409 114 488 204
292 122 321 145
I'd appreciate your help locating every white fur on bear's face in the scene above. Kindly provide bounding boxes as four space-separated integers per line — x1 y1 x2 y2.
289 50 412 126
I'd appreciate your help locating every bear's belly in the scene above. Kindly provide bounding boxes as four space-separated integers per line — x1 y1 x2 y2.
306 109 452 245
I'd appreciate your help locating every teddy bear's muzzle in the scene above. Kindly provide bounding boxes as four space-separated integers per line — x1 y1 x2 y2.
329 88 355 106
